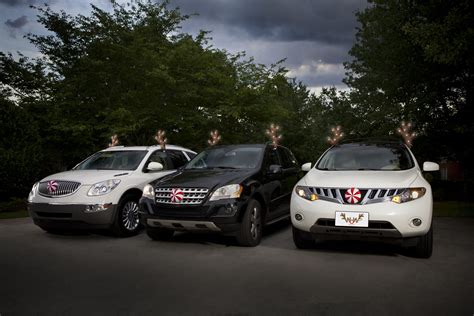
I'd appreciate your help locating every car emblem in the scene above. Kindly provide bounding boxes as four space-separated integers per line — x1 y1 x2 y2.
47 180 58 193
170 188 184 204
345 188 361 204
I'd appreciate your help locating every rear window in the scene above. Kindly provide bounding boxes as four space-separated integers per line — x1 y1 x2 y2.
316 143 414 171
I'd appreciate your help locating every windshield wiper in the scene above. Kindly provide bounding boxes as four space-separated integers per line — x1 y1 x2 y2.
212 166 238 169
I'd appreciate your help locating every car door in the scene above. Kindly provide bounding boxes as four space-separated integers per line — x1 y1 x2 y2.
261 146 287 221
276 146 300 214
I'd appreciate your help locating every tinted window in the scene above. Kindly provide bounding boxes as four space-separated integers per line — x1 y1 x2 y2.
147 150 172 170
316 143 414 171
185 151 197 159
75 151 147 171
186 146 264 170
277 147 297 169
264 147 281 168
168 150 188 169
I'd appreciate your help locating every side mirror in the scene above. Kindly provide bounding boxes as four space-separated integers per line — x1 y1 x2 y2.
147 162 164 171
423 161 439 172
268 164 283 174
301 162 312 172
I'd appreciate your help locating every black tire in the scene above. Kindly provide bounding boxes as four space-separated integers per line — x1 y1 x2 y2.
111 194 142 237
146 227 174 241
411 226 433 258
292 226 314 249
236 199 262 247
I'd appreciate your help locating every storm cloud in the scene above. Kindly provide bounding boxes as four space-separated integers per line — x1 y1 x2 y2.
171 0 367 90
5 15 28 28
172 0 365 45
0 0 37 6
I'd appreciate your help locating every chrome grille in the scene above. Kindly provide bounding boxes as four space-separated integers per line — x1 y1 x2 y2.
310 187 404 205
155 187 209 205
38 181 81 197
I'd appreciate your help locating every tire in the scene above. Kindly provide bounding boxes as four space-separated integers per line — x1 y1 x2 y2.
146 228 174 241
411 226 433 258
292 226 314 249
111 194 142 237
236 199 263 247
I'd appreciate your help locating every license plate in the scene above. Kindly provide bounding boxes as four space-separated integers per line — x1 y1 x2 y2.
335 211 369 227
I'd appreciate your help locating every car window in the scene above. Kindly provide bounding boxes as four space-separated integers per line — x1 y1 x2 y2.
265 147 281 168
316 143 414 171
147 150 172 170
185 151 197 160
186 146 264 170
74 151 147 171
168 150 188 169
286 148 299 168
277 147 297 169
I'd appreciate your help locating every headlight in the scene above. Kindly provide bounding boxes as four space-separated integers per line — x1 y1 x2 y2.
209 184 243 201
27 182 39 202
295 185 318 201
142 184 155 199
87 179 121 196
391 188 426 204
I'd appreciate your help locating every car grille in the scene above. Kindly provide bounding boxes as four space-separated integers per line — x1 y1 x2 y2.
155 187 209 205
38 181 81 197
310 187 405 205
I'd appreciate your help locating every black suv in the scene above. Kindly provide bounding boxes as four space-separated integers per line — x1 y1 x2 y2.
139 144 300 246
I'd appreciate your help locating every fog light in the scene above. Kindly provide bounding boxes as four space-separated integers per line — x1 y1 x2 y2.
412 218 422 226
85 203 112 213
295 213 303 221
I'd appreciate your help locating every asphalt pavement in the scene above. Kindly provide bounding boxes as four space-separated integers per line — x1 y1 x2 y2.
0 217 473 315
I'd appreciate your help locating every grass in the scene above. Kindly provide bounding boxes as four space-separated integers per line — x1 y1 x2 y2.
0 200 473 220
0 210 29 219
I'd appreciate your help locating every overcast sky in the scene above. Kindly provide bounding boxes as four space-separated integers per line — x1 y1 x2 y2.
0 0 367 93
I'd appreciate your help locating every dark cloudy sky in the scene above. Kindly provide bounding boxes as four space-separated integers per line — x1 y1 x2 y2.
0 0 367 93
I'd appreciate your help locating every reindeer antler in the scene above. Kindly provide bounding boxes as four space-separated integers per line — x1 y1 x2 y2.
266 123 282 149
327 126 344 145
108 134 119 147
208 130 221 146
397 121 416 147
154 129 167 151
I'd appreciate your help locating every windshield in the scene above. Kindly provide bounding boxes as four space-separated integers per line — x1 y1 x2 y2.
75 150 147 171
316 143 414 171
185 146 263 170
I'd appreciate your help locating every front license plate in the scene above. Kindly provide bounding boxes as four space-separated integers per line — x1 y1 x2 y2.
335 211 369 227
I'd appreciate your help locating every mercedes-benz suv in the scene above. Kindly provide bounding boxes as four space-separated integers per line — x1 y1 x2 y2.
291 140 439 258
139 144 300 246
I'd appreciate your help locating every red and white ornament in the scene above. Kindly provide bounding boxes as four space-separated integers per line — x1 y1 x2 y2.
170 188 184 203
47 180 58 193
345 188 361 204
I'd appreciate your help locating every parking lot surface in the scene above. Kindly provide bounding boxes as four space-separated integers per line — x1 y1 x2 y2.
1 217 473 315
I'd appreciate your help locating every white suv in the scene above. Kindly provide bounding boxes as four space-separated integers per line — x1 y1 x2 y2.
291 140 439 258
28 145 196 236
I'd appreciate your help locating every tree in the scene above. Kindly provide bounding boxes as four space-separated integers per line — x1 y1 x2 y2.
345 0 473 163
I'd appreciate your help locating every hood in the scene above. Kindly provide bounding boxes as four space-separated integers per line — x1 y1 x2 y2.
153 168 256 191
41 170 131 185
302 168 419 188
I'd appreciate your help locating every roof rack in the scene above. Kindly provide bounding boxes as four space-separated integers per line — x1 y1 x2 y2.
338 137 403 145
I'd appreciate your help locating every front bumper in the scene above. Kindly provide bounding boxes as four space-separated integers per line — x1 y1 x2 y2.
139 197 246 233
290 190 432 239
28 202 117 229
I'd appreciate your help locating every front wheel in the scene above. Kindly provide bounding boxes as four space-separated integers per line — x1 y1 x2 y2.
111 194 141 237
236 199 262 247
292 226 314 249
411 226 433 258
